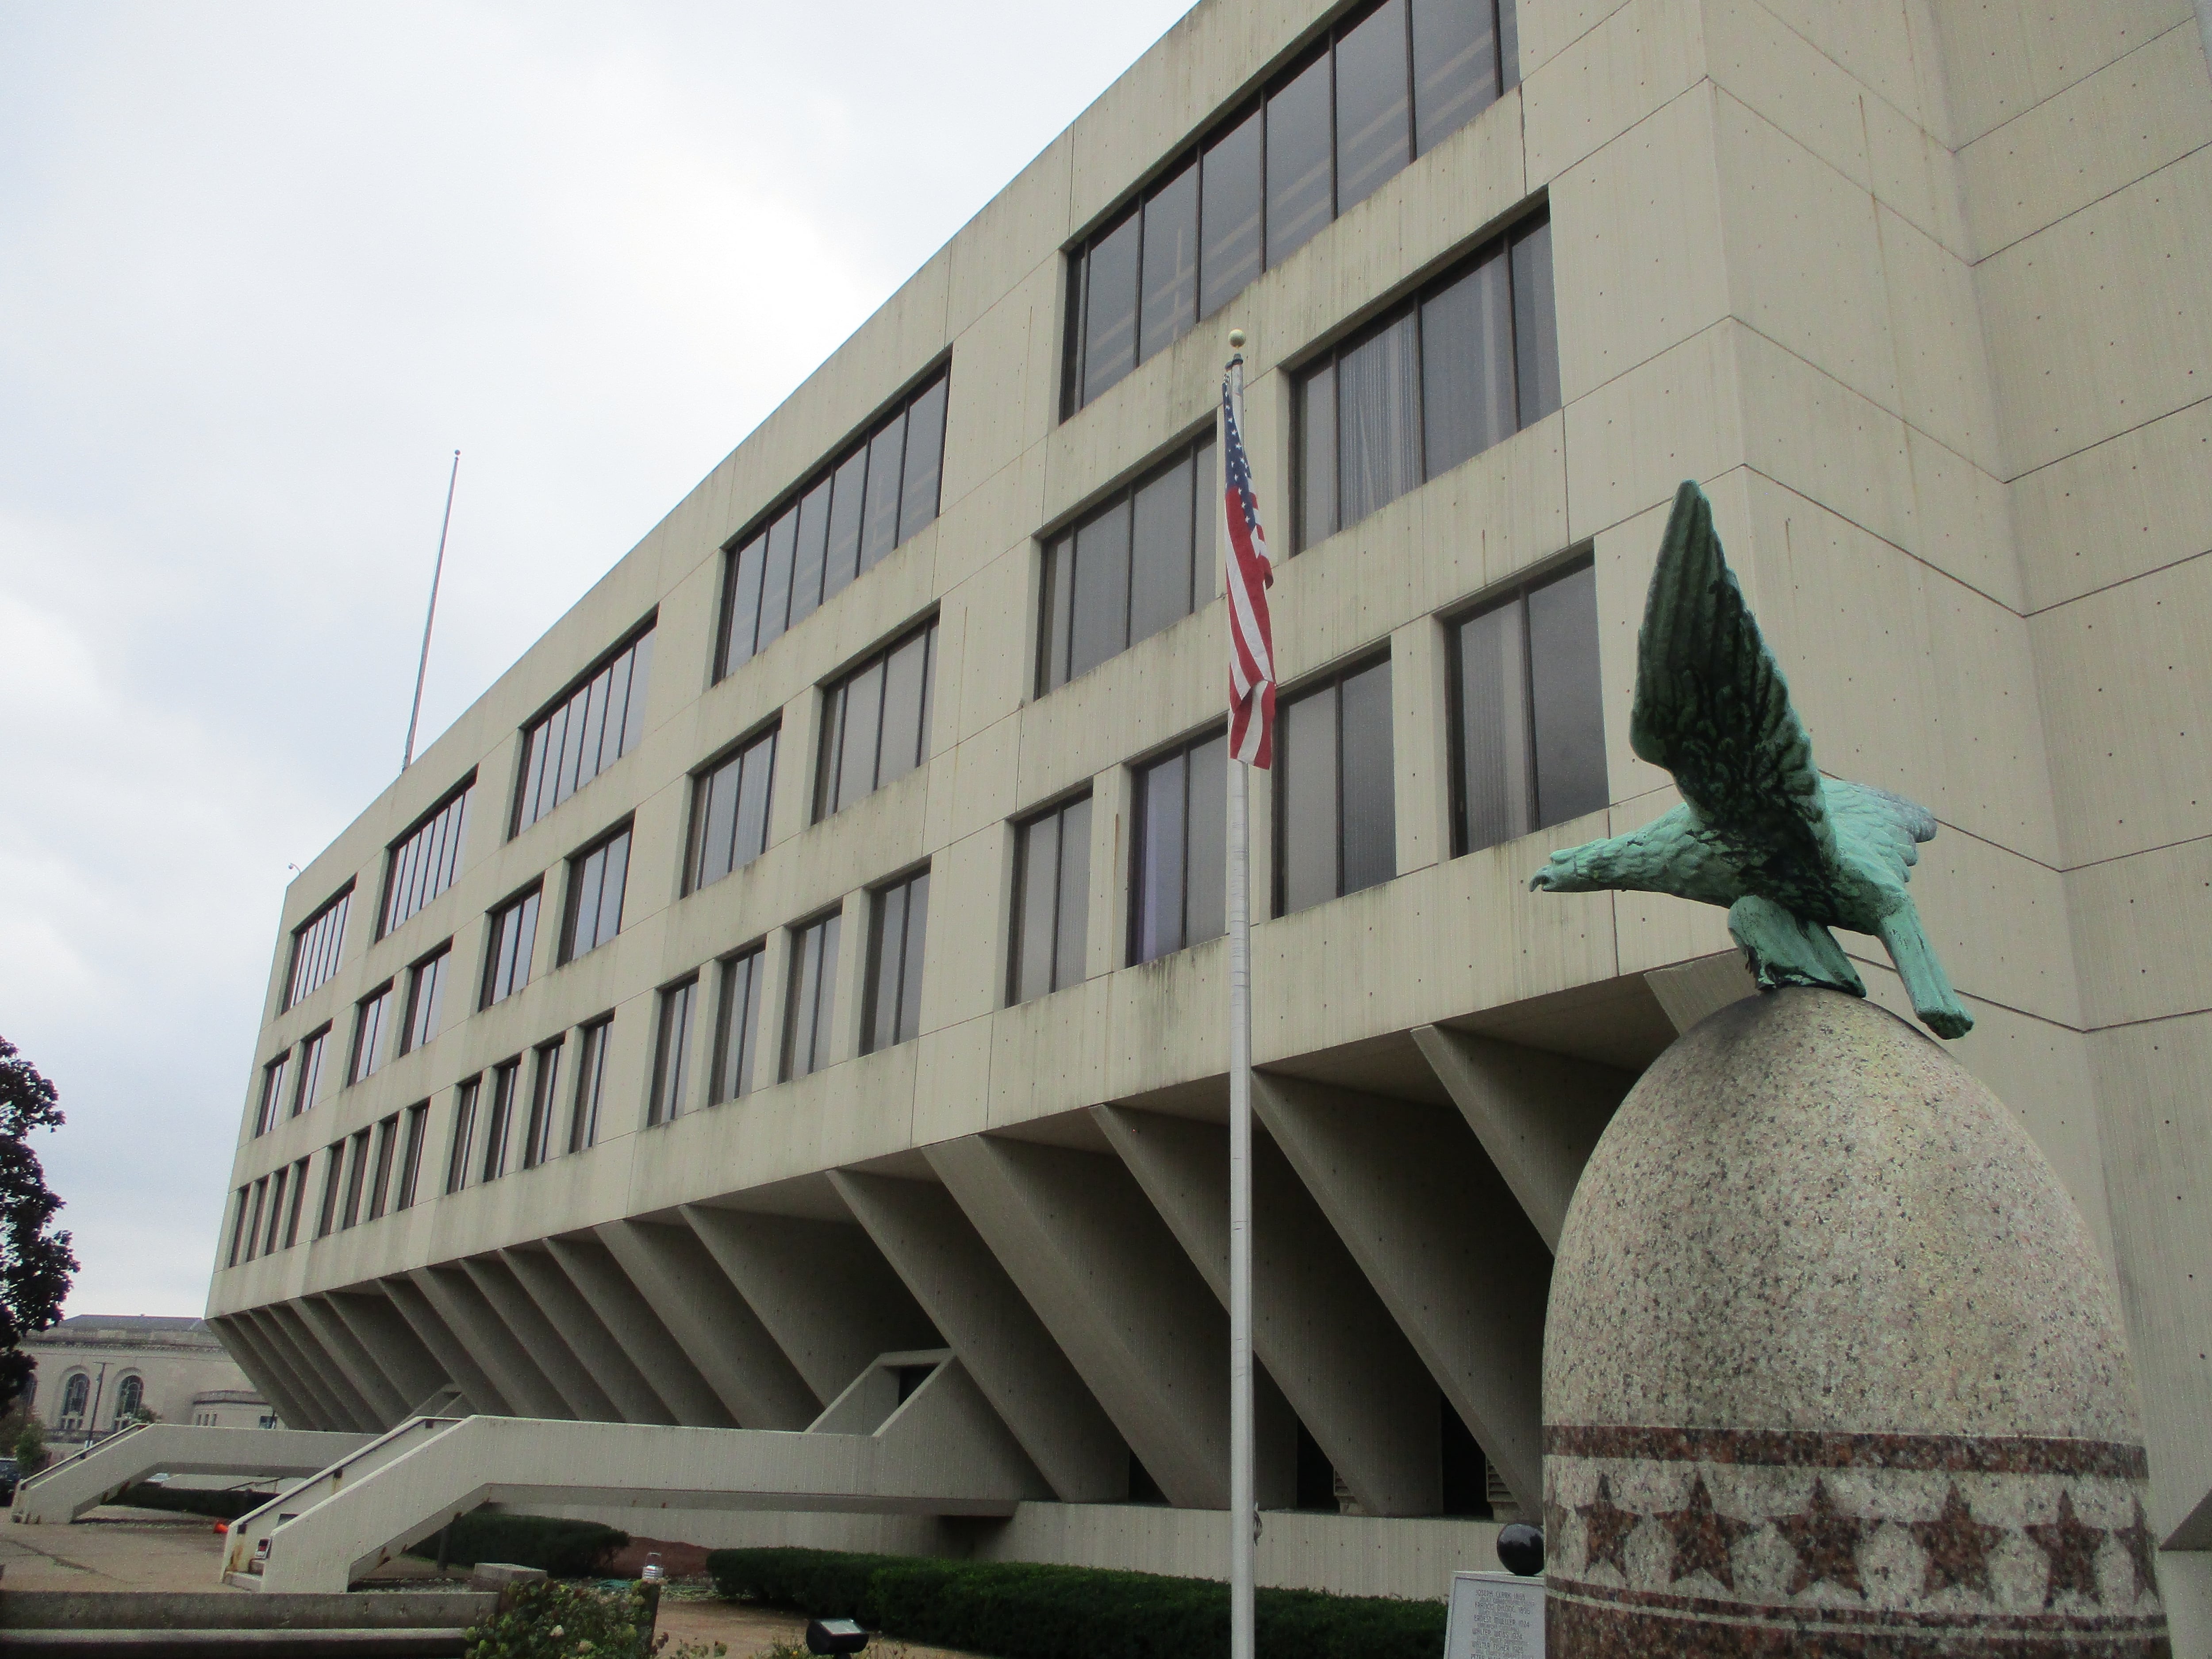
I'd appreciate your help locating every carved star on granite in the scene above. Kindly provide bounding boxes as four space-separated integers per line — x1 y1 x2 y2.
1774 1477 1867 1597
1909 1483 2006 1598
2026 1490 2108 1608
1575 1475 1640 1578
1655 1472 1753 1591
2113 1498 2162 1602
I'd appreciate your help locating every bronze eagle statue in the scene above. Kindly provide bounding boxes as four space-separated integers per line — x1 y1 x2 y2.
1530 481 1972 1038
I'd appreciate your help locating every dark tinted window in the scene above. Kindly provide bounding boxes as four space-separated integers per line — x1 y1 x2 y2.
399 945 449 1056
1131 730 1229 964
864 869 931 1054
482 886 541 1008
480 1060 519 1183
784 912 843 1081
689 725 779 892
649 978 697 1126
254 1052 289 1137
1451 557 1605 853
1039 434 1216 693
523 1040 563 1167
1065 0 1518 415
818 621 937 818
381 781 472 938
349 983 394 1083
1012 796 1092 1003
514 628 653 834
563 826 631 961
570 1017 613 1151
445 1079 479 1194
396 1103 429 1210
1296 210 1555 549
292 1026 330 1117
719 370 949 676
1276 657 1396 914
367 1113 399 1219
711 950 766 1105
284 887 351 1010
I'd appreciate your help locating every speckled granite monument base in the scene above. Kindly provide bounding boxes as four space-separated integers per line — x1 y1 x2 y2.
1542 990 2168 1656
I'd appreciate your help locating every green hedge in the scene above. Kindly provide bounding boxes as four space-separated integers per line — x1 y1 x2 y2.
117 1482 272 1521
704 1548 1447 1659
406 1510 630 1578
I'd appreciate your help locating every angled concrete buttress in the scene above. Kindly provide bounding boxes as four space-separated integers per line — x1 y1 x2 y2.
500 1246 675 1425
593 1219 818 1429
409 1267 571 1419
12 1424 372 1524
296 1297 408 1428
927 1136 1237 1509
1409 1026 1633 1251
252 1306 367 1432
326 1291 451 1415
381 1275 511 1416
544 1235 736 1427
237 1356 1048 1594
460 1255 621 1421
1252 1072 1551 1513
1095 1104 1444 1515
680 1204 942 1406
276 1301 388 1432
830 1170 1128 1502
210 1313 319 1430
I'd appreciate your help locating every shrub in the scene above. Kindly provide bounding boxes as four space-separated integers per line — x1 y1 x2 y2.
409 1510 631 1578
704 1548 1448 1659
117 1481 271 1520
464 1578 657 1659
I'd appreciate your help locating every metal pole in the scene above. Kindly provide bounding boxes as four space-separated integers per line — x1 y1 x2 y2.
1225 351 1256 1659
403 449 461 772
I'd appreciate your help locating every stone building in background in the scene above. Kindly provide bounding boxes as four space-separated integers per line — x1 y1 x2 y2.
23 1316 273 1444
206 0 2212 1637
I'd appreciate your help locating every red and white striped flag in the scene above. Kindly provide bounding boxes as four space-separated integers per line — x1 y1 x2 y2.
1221 366 1277 768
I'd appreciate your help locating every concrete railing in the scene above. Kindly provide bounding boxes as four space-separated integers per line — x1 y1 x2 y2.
249 1355 1049 1592
225 1417 462 1575
10 1425 374 1525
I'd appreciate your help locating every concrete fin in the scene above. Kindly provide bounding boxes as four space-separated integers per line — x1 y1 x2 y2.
461 1255 623 1421
1252 1072 1550 1514
545 1235 737 1428
501 1246 676 1425
592 1219 818 1429
208 1313 318 1431
254 1303 372 1432
411 1265 575 1419
379 1272 513 1417
680 1204 942 1406
326 1290 450 1410
1410 1025 1632 1252
831 1168 1129 1503
1095 1104 1444 1516
927 1135 1231 1510
296 1295 409 1428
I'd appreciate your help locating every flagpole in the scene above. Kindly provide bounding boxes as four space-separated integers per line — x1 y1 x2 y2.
1224 334 1256 1659
403 449 461 772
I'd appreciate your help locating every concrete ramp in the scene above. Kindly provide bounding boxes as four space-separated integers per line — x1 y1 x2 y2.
11 1424 374 1525
234 1352 1049 1592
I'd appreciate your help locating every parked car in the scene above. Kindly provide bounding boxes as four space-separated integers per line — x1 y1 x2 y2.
0 1457 19 1505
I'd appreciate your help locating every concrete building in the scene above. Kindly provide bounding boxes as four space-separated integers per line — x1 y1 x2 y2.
208 0 2212 1630
23 1316 273 1444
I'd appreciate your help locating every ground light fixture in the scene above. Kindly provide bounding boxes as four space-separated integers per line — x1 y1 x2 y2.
806 1617 869 1655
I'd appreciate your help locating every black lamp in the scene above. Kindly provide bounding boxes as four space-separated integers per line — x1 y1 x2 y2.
806 1617 869 1655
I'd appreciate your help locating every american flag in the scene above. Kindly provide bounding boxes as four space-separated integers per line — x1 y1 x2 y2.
1221 365 1276 768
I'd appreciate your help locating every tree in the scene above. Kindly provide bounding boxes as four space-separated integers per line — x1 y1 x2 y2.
0 1037 78 1417
15 1414 47 1474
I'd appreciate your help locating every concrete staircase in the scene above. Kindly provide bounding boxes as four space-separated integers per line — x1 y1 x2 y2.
10 1424 375 1525
230 1351 1048 1592
0 1588 495 1655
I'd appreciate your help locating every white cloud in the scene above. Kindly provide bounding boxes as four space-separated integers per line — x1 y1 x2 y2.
0 0 1194 1315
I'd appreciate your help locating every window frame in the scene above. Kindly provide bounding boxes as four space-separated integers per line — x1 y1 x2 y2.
560 820 634 965
1128 725 1232 966
522 1038 565 1167
378 773 476 940
399 941 452 1057
349 982 396 1085
510 617 657 838
684 719 781 895
709 948 768 1107
366 1113 400 1220
862 865 932 1056
1444 549 1605 856
570 1014 615 1152
648 976 700 1127
1271 650 1399 917
715 365 951 680
396 1102 430 1210
1062 0 1521 418
1009 792 1094 1004
291 1025 331 1118
283 883 353 1011
445 1077 481 1195
782 907 845 1082
1292 206 1556 551
814 618 940 821
481 880 544 1009
480 1058 521 1183
253 1051 291 1138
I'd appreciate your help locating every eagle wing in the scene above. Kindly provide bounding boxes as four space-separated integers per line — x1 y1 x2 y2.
1822 780 1937 889
1629 482 1835 897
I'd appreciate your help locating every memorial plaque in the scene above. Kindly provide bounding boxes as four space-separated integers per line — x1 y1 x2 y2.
1443 1571 1543 1659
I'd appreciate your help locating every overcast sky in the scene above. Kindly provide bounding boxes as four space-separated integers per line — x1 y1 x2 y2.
0 1 1193 1319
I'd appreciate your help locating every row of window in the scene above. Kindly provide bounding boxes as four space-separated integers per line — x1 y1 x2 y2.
228 1096 431 1266
249 550 1601 1164
48 1369 146 1432
1064 0 1521 413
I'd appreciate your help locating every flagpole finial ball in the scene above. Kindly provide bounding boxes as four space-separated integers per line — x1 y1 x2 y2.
1228 329 1246 349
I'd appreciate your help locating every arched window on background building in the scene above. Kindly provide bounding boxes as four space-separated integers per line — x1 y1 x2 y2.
60 1371 89 1424
114 1375 144 1424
